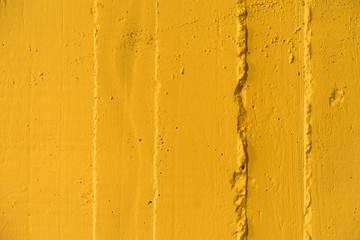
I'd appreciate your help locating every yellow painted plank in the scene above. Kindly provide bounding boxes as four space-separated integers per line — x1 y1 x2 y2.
94 0 155 239
155 0 239 239
311 1 360 239
245 1 304 239
0 1 94 239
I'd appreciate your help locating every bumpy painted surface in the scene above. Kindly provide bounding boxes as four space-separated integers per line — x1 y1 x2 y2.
1 0 360 239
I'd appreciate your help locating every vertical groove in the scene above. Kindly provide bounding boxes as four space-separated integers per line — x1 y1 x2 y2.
152 0 160 239
304 1 312 240
92 0 99 239
232 0 248 239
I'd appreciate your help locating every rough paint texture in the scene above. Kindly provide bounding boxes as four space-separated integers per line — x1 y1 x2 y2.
1 0 360 240
233 0 248 239
303 2 313 240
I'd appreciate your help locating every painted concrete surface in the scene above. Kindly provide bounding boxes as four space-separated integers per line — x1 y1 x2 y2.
1 0 360 239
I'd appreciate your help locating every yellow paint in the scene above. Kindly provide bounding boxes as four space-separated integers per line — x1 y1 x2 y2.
0 0 94 239
1 0 360 239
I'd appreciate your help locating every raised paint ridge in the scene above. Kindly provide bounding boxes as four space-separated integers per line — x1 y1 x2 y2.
232 0 248 239
152 0 160 239
304 2 312 240
92 0 99 239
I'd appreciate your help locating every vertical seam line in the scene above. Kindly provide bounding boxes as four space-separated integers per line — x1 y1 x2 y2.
92 0 99 239
153 0 160 239
304 1 313 240
232 0 248 239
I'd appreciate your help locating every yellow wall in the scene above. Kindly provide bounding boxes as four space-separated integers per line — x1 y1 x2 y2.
0 0 359 239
